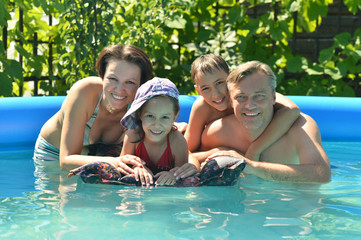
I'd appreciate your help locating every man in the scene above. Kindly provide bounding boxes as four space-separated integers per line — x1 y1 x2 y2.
197 60 330 183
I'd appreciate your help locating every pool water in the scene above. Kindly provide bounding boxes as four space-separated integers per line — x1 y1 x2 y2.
1 141 361 239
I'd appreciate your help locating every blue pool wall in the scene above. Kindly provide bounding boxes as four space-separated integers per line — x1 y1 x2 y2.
1 95 361 148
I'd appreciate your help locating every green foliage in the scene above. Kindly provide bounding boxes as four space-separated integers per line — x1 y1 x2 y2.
1 0 360 96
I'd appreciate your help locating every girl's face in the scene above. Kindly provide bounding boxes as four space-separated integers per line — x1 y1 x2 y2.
140 96 177 143
103 59 141 112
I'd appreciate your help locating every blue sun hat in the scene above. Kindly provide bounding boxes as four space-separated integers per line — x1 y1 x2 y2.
121 77 179 129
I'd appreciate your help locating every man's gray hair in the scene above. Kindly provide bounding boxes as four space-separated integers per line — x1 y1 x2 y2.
227 61 277 91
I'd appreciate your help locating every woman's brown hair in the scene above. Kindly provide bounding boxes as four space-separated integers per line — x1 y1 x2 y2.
96 45 153 84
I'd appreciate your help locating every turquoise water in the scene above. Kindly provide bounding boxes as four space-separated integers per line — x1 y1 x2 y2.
1 141 361 239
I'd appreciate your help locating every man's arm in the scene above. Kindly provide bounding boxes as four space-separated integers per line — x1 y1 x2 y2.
244 114 330 183
246 93 300 160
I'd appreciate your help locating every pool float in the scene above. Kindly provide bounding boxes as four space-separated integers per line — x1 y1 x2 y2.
68 156 246 187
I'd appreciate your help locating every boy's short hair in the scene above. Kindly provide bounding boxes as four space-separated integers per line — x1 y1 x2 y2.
227 61 277 91
191 54 230 82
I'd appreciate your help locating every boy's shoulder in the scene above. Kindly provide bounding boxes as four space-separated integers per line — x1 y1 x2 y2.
192 96 214 114
192 96 229 121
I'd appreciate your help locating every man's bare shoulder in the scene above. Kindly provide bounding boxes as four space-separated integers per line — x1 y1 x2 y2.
285 113 322 146
289 113 320 134
200 114 243 151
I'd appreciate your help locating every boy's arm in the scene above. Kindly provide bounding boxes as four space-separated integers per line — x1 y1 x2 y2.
184 97 211 152
245 93 300 160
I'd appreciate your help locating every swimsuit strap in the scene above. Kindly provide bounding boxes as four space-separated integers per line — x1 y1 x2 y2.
83 92 103 145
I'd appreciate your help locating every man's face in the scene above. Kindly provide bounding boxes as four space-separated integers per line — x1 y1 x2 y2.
228 71 276 131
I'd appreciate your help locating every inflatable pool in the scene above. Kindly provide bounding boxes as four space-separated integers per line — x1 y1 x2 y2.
1 95 361 239
1 95 361 149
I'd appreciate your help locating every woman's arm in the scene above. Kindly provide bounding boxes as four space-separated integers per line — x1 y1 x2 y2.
59 81 100 170
58 82 143 173
245 92 300 160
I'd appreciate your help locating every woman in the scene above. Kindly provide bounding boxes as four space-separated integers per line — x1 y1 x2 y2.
34 44 153 174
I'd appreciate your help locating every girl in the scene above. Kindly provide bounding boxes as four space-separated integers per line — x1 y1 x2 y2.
120 77 189 186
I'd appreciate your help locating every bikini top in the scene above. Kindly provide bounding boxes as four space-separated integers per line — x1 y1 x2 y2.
64 92 123 146
83 92 102 146
135 134 174 174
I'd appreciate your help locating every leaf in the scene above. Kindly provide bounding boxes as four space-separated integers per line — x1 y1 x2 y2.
0 72 13 97
333 83 355 97
0 0 11 26
343 0 361 14
3 60 24 79
165 15 187 29
308 0 328 21
289 1 301 12
286 56 304 73
325 66 342 80
228 6 240 22
318 47 334 63
197 30 212 42
307 85 330 96
306 65 324 75
343 57 361 73
336 62 347 77
334 32 352 49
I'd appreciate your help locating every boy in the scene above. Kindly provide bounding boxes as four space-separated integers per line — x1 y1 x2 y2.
184 54 300 164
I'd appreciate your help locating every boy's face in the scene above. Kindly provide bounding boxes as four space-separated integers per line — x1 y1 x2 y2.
194 70 230 112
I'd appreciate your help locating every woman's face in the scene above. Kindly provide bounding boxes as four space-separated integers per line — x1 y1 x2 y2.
103 59 141 112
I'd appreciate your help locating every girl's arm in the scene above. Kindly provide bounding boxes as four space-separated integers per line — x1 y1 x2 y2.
155 131 189 185
245 93 300 160
121 130 153 186
172 131 189 168
120 130 138 156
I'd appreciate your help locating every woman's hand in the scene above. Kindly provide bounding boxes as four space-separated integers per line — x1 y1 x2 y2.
154 171 177 186
134 166 153 186
111 155 145 175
